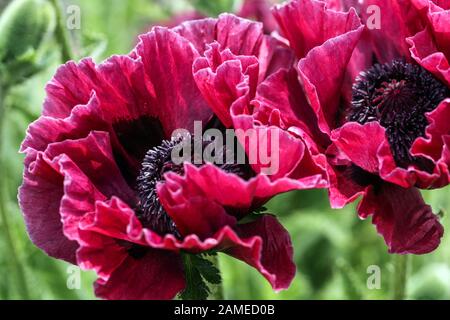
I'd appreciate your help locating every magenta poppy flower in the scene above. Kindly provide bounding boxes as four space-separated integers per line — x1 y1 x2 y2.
232 0 449 254
19 14 326 300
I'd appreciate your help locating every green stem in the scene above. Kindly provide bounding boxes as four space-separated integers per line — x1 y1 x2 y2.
209 254 224 300
49 0 75 61
392 254 409 300
0 85 30 299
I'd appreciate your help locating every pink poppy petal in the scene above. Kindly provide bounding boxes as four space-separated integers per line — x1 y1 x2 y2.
331 121 387 173
158 163 324 231
94 250 185 300
19 153 78 263
144 215 295 291
408 27 450 86
326 143 368 208
252 68 330 149
134 27 212 135
298 23 364 134
193 42 259 128
45 131 135 204
358 183 444 254
173 14 283 80
239 0 278 34
272 0 362 59
226 215 296 291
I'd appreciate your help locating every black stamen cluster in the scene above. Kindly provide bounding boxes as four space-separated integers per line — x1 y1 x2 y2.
350 60 449 168
136 135 253 236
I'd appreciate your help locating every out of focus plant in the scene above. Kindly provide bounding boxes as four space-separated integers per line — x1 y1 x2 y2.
0 0 57 300
410 264 450 300
189 0 237 15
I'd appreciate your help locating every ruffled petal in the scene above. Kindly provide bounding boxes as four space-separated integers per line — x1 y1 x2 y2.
43 56 151 119
43 59 96 118
238 0 278 34
134 27 212 135
142 215 296 291
272 0 362 59
158 163 315 225
229 70 329 184
368 107 449 190
424 2 450 58
412 0 450 11
331 122 387 173
412 99 450 161
251 68 330 149
330 120 446 189
25 56 170 179
173 14 286 81
358 183 444 254
158 182 238 239
94 250 185 300
30 40 213 179
193 42 259 128
226 215 296 291
326 143 368 208
412 99 450 188
408 27 450 86
368 0 424 62
331 0 426 62
230 113 328 184
173 14 264 56
170 18 217 55
23 95 160 181
57 154 106 242
45 131 135 203
78 196 294 294
19 131 132 262
75 198 185 300
19 153 78 263
297 20 363 134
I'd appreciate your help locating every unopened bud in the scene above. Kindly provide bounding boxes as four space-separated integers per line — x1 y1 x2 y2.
0 0 55 82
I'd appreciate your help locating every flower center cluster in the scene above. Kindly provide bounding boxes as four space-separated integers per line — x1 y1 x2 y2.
349 60 449 169
136 136 252 236
136 138 183 236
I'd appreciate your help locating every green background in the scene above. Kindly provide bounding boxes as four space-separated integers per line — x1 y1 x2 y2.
0 0 449 300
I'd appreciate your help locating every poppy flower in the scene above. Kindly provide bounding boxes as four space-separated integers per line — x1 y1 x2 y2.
19 14 326 300
234 0 449 254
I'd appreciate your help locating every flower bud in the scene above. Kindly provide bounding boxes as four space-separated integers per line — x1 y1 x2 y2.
0 0 55 82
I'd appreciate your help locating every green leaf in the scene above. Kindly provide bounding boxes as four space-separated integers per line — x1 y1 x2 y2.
194 256 221 285
180 253 222 300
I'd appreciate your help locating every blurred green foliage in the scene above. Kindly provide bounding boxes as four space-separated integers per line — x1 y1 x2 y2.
0 0 449 300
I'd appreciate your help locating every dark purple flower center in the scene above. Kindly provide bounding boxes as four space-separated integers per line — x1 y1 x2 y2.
349 60 449 169
136 136 253 236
